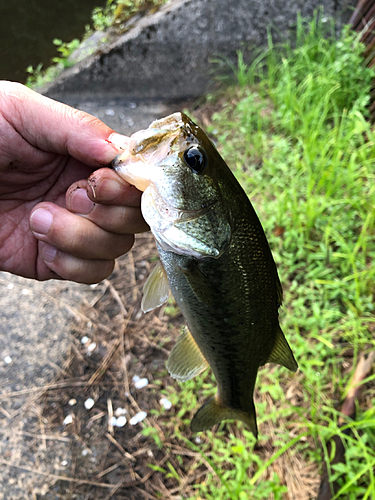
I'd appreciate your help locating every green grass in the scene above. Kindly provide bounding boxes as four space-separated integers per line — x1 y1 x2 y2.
143 12 375 500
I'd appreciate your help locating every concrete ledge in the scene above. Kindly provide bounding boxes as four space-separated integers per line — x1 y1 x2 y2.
43 0 356 102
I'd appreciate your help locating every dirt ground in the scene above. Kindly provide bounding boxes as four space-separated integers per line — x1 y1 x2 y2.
0 233 190 499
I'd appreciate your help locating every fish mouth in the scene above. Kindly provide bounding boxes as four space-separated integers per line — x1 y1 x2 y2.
111 119 214 223
111 141 172 192
112 151 214 224
111 119 184 192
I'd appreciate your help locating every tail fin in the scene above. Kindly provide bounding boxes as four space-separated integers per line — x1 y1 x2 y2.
190 394 258 438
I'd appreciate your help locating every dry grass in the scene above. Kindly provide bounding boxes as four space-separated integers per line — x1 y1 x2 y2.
0 229 323 499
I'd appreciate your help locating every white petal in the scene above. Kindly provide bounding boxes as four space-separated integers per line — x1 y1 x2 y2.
63 414 73 425
159 398 172 410
115 416 127 427
84 398 95 410
134 377 148 389
129 411 147 425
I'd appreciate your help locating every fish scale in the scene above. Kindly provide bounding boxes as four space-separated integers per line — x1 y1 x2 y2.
113 112 298 436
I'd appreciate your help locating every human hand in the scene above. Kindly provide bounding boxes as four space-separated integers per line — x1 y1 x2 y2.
0 81 148 283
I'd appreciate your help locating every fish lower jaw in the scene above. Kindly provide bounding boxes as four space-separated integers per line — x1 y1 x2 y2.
114 162 151 192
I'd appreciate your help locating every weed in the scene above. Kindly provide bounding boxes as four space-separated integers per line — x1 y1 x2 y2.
26 0 168 88
93 0 167 30
144 12 375 499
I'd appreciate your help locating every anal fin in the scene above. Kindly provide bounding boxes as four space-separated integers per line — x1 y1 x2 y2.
190 394 258 438
167 327 209 382
141 261 170 313
267 326 298 372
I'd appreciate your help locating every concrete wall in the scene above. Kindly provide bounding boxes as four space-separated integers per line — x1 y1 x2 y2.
43 0 356 101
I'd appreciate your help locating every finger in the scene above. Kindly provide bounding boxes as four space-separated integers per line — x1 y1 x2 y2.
66 169 148 234
67 187 149 234
39 242 115 284
30 203 135 260
0 81 129 167
66 168 143 207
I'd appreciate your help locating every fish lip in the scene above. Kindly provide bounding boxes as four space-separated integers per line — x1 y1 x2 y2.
111 128 183 193
111 154 124 170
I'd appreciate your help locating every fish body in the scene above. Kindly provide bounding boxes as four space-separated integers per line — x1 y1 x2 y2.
113 112 297 436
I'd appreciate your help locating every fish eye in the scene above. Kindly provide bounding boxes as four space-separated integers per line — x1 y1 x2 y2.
183 146 207 174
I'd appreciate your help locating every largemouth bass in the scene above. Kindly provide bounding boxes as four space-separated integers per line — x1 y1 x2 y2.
113 112 297 436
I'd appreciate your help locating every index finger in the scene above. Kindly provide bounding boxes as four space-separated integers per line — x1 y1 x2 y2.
66 168 143 207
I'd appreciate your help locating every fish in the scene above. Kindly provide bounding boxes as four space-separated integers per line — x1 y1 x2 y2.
112 112 297 437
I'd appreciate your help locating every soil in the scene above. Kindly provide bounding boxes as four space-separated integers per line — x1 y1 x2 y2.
0 233 187 499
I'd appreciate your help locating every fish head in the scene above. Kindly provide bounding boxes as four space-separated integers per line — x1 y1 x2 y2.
112 112 232 259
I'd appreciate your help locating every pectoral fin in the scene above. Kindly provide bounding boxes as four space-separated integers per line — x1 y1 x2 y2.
267 326 298 372
190 394 258 438
141 261 170 313
180 262 218 305
167 327 209 382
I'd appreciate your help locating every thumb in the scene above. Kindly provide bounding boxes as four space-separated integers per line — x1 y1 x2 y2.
0 81 129 166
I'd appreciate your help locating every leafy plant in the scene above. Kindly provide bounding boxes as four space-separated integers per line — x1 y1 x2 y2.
144 12 375 499
52 38 80 67
92 0 167 31
26 0 168 88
